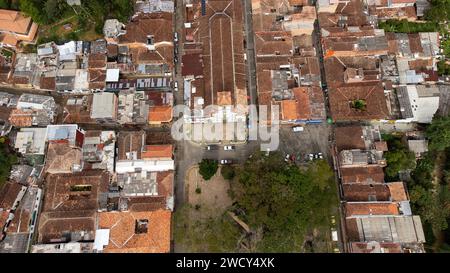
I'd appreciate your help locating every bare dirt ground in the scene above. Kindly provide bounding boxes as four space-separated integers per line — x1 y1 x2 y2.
185 166 233 219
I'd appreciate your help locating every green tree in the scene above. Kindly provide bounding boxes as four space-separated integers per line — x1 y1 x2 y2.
230 152 337 251
199 159 218 181
20 0 45 24
221 165 235 180
385 149 416 179
44 0 67 23
112 0 133 23
173 205 241 252
410 185 450 231
306 159 334 190
0 0 10 9
426 116 450 151
0 142 17 187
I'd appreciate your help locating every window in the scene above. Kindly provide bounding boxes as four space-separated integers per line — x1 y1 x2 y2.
70 185 92 192
135 219 149 234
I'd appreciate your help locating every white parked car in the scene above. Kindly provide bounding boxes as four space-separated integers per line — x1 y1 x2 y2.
174 81 178 92
223 145 235 151
292 126 304 132
220 159 233 165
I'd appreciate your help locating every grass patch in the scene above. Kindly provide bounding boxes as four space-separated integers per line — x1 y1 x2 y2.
378 19 440 33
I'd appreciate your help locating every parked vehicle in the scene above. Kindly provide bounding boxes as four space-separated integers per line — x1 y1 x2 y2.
174 32 178 42
220 159 233 165
292 126 304 132
223 145 235 151
174 81 178 92
205 145 219 150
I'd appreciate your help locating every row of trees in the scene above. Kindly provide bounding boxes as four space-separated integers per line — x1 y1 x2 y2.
409 115 450 251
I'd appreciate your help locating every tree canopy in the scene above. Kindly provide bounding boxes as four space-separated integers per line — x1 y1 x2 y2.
221 165 235 180
426 116 450 152
198 159 218 181
18 0 133 26
382 133 416 180
0 138 18 187
230 152 337 252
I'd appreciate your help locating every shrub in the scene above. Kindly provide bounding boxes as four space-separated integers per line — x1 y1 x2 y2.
199 159 218 181
221 165 235 180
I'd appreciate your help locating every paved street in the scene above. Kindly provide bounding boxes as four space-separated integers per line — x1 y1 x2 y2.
278 124 332 163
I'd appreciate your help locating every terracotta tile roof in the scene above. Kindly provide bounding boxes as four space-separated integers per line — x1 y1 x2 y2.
342 183 391 202
387 182 409 202
141 145 173 159
345 202 400 217
375 141 388 151
38 171 110 243
12 76 29 85
130 46 173 67
288 0 309 5
147 92 168 106
252 13 281 32
197 1 247 108
329 83 389 121
0 33 18 46
181 53 203 77
42 171 109 212
0 210 8 230
88 69 106 90
40 76 56 90
148 106 172 123
126 196 166 212
44 141 83 174
216 91 233 106
117 131 145 160
8 109 33 127
340 166 385 184
0 9 33 35
0 182 22 210
88 53 107 69
349 242 403 253
8 208 30 233
281 100 297 120
255 31 293 56
119 13 173 45
107 44 118 58
372 6 416 20
62 95 96 124
335 126 365 152
324 56 380 88
98 209 171 253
